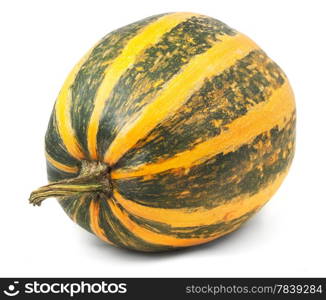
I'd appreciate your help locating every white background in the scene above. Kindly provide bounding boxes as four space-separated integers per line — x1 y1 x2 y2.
0 0 325 277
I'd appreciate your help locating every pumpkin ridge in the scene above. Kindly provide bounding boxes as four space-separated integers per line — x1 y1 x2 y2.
113 114 295 209
86 13 197 160
45 111 80 171
106 197 247 248
125 205 257 239
111 167 290 228
104 34 259 166
96 14 237 160
113 49 288 171
111 82 294 179
45 152 79 174
67 13 168 159
99 197 175 251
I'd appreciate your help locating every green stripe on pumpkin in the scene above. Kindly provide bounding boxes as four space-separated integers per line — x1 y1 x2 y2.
74 194 93 233
117 200 257 239
59 195 80 217
96 15 236 159
45 110 79 169
46 161 77 182
99 197 174 251
69 14 167 158
114 49 286 170
59 194 93 233
113 113 295 209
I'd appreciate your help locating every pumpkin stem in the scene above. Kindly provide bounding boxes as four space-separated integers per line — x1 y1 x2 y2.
29 160 111 206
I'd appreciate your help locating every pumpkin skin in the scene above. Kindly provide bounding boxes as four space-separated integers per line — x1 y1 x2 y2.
40 12 295 252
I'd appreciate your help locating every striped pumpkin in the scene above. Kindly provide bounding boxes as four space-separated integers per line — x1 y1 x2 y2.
30 12 296 252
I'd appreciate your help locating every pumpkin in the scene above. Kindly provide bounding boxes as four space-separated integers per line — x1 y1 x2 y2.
29 12 296 252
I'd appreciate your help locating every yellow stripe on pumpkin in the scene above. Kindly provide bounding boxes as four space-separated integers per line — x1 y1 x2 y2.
104 33 260 166
87 12 197 160
54 48 94 160
108 197 245 248
111 81 295 179
89 200 114 245
112 168 289 227
45 152 79 174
